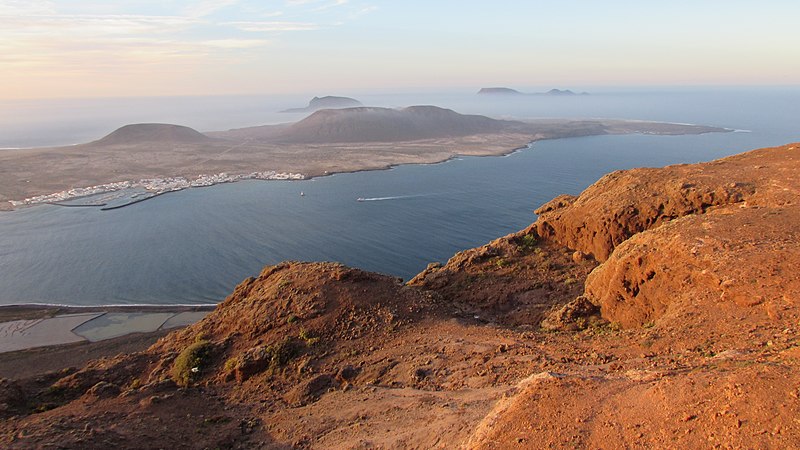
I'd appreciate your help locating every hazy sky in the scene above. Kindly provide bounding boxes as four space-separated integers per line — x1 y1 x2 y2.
1 0 799 99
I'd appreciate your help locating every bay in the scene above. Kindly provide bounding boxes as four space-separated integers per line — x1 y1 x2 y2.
1 88 798 306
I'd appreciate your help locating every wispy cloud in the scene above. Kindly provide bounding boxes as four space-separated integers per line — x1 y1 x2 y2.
350 5 377 18
312 0 349 12
0 0 55 16
202 39 270 49
0 14 200 38
224 20 319 32
0 0 381 97
184 0 240 18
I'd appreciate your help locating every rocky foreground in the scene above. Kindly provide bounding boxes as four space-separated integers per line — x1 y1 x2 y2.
1 143 799 449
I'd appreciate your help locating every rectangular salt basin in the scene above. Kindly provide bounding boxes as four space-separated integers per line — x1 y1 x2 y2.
73 312 175 342
0 313 101 353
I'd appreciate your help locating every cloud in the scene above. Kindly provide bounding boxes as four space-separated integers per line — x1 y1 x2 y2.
0 0 55 16
350 5 377 18
224 21 319 32
0 14 200 38
202 39 270 49
0 0 380 98
184 0 240 18
312 0 349 12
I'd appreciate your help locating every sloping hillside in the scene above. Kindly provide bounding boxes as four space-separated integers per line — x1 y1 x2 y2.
213 105 522 143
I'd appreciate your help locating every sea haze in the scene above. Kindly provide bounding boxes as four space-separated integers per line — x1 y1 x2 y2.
0 88 798 306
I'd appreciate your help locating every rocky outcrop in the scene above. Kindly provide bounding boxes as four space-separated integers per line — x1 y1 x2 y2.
147 261 438 385
408 229 596 327
532 143 800 328
584 204 800 328
534 145 800 261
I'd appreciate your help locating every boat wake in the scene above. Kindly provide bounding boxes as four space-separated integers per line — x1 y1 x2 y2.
357 194 426 202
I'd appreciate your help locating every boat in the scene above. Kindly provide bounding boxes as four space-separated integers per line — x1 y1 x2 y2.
356 197 365 202
300 192 305 197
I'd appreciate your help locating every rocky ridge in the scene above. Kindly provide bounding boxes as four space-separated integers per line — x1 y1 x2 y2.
1 143 799 448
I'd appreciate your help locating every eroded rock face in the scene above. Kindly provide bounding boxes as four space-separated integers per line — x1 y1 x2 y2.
585 205 800 328
531 148 800 261
533 143 800 328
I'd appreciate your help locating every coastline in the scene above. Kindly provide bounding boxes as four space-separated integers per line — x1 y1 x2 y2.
1 137 532 211
7 170 305 210
0 119 729 212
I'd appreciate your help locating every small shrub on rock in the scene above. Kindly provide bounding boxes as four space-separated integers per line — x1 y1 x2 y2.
171 340 213 386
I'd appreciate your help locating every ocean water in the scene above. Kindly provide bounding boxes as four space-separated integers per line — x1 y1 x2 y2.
0 88 798 306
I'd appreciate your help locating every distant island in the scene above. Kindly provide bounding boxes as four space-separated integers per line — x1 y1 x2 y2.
478 87 589 96
477 87 524 95
212 105 520 143
0 106 728 210
280 95 363 113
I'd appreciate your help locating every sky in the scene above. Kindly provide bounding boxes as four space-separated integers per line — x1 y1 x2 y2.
1 0 799 99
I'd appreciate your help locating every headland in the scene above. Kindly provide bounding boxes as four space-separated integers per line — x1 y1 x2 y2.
0 106 727 210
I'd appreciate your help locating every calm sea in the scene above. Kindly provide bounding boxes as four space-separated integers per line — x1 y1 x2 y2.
0 88 798 306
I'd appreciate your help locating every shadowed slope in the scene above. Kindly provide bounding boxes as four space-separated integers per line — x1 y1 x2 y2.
90 124 215 146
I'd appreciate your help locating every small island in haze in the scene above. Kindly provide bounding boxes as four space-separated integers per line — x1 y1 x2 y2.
280 95 363 113
478 87 589 96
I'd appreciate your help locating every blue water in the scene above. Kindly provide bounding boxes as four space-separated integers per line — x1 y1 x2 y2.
0 88 798 305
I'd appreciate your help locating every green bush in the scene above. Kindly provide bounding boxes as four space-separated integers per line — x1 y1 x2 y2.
171 340 212 386
493 257 508 268
223 356 240 373
519 234 538 251
299 328 320 346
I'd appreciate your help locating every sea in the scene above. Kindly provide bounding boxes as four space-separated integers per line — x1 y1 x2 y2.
1 87 798 306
